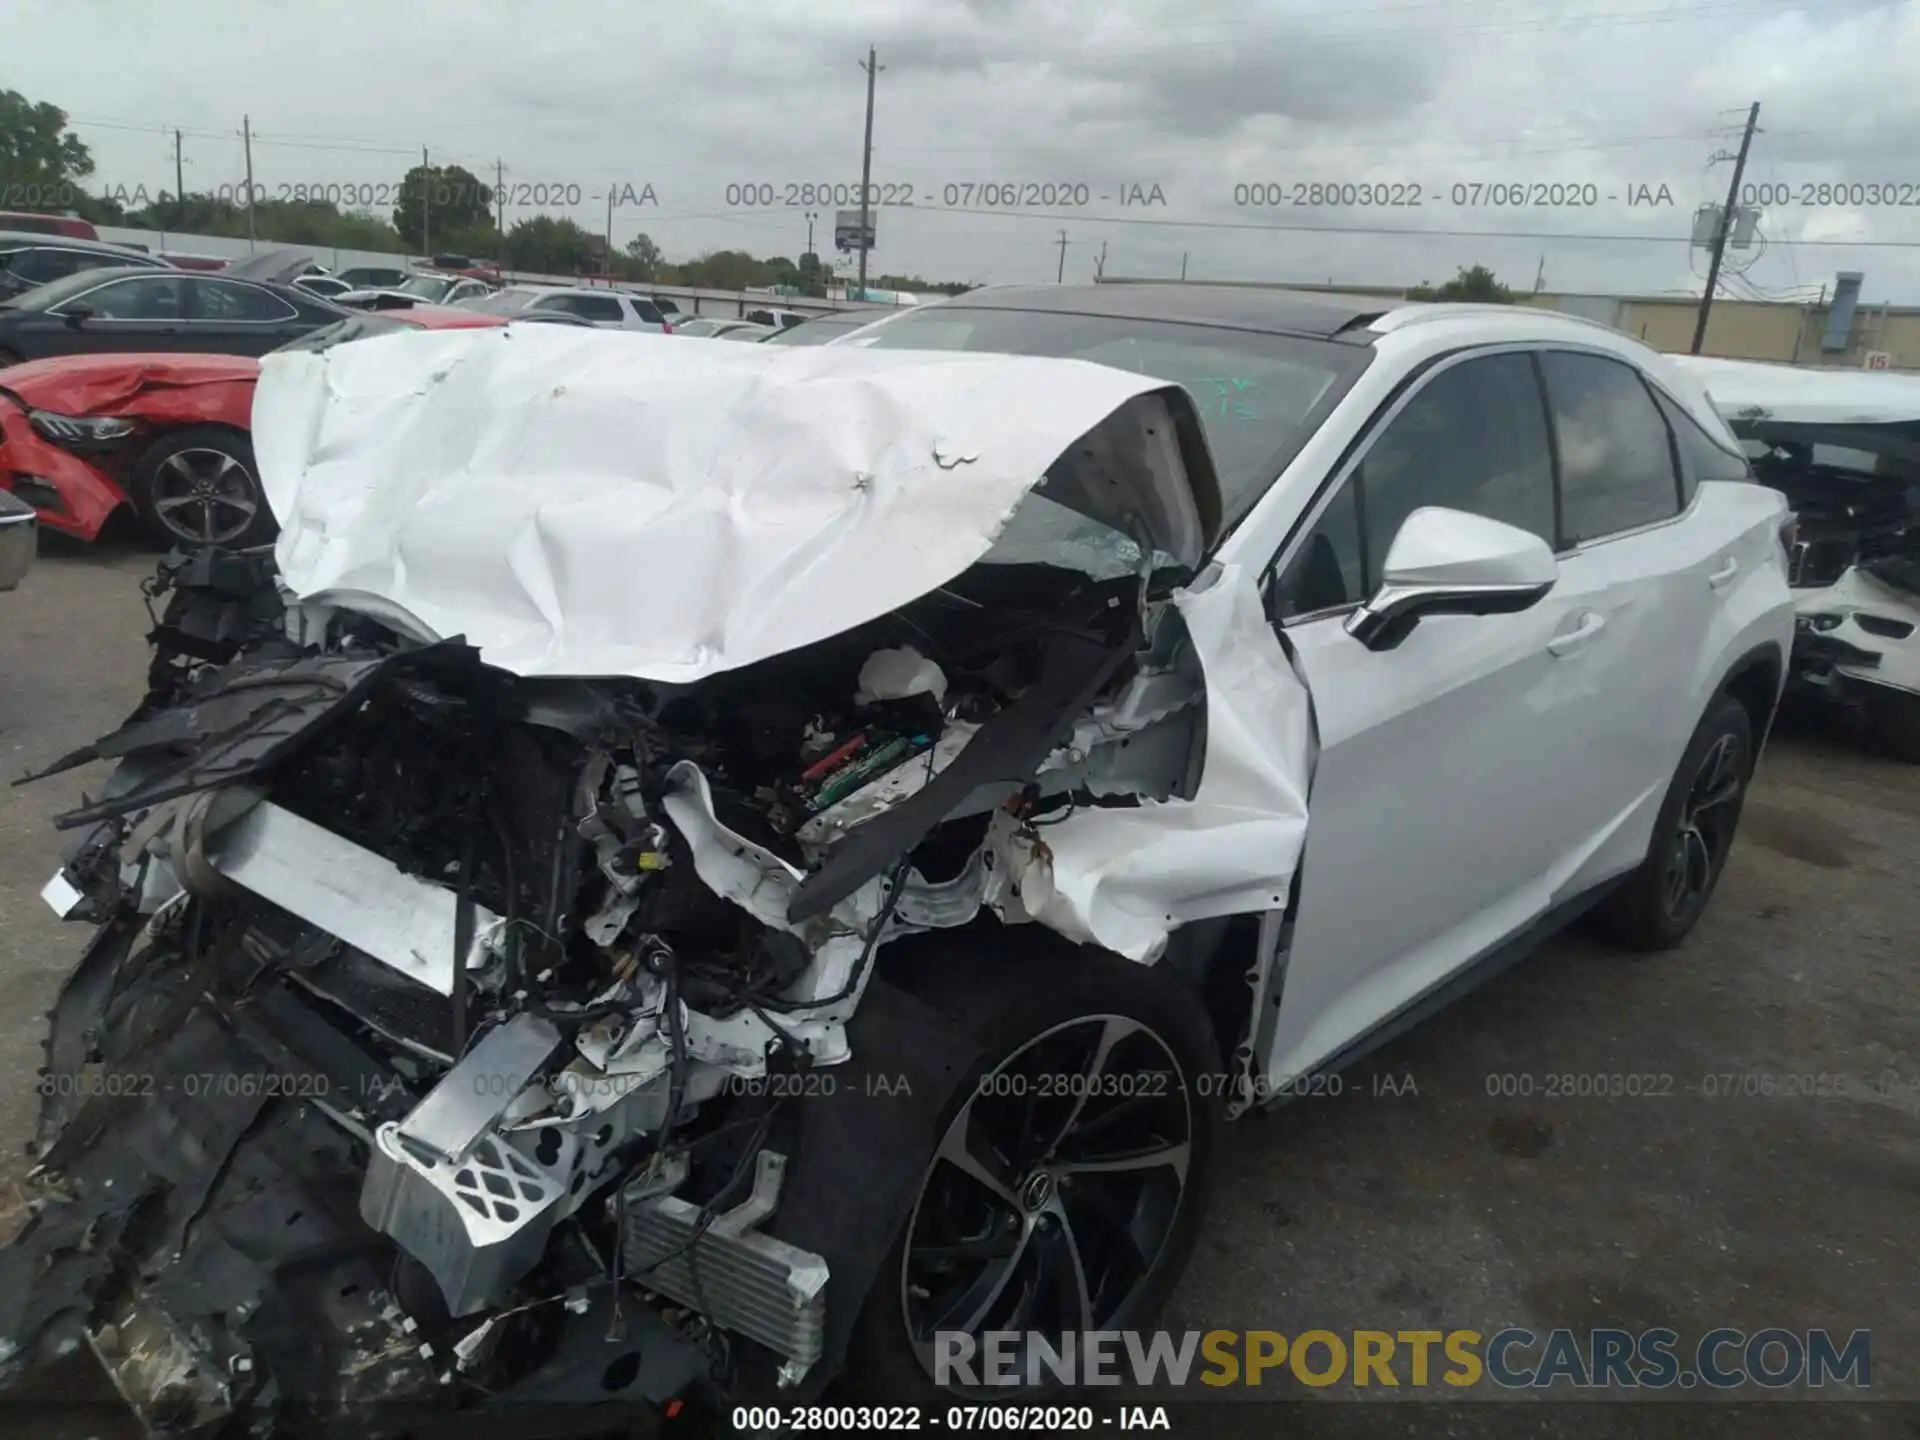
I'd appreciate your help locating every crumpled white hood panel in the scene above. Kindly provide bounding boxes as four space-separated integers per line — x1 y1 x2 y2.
253 325 1190 681
1021 564 1313 960
1669 354 1920 427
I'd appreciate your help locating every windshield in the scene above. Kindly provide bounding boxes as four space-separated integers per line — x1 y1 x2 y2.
463 287 546 316
396 274 455 300
852 305 1368 525
0 266 136 311
269 312 417 354
763 315 868 345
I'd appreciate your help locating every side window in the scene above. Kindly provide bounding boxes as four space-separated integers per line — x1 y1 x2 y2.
1539 351 1682 543
8 248 106 285
65 275 185 319
628 298 663 323
1271 353 1556 618
569 294 624 323
1270 480 1363 618
1651 387 1752 502
189 279 299 321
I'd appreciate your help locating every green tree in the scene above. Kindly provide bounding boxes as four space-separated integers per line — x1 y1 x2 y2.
502 215 596 273
672 249 764 290
393 163 494 251
621 232 663 280
1408 264 1513 303
125 192 405 253
0 88 96 213
874 272 973 296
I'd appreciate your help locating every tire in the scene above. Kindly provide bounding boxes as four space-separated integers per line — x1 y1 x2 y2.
128 425 276 549
1591 693 1754 951
1868 689 1920 764
842 934 1223 1402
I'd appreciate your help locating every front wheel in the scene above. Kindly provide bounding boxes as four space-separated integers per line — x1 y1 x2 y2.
129 425 275 549
845 939 1222 1401
1592 693 1754 951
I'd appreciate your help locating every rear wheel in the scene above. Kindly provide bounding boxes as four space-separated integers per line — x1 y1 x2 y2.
129 425 275 549
1592 694 1754 951
845 939 1222 1401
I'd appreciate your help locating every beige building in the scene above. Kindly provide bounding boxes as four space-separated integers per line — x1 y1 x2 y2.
1522 291 1918 370
1097 276 1919 370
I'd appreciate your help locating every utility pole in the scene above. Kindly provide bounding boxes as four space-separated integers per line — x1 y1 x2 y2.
605 187 614 276
856 46 881 299
1180 252 1188 281
805 210 817 253
1691 101 1761 355
241 115 256 252
494 159 505 241
421 146 431 258
1533 253 1546 294
1055 230 1069 283
1094 240 1107 281
174 129 185 212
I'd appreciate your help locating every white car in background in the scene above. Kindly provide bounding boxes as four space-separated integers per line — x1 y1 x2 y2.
6 287 1796 1425
337 271 493 310
1672 354 1920 759
460 284 672 332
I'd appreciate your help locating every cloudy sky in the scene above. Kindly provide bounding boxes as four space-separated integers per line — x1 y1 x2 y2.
15 0 1920 299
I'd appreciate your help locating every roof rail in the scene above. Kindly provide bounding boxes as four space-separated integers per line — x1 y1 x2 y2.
1369 302 1628 338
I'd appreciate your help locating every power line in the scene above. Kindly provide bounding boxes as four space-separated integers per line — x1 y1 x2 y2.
709 202 1920 248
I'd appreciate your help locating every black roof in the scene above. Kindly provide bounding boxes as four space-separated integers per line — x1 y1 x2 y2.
930 283 1401 339
0 231 164 260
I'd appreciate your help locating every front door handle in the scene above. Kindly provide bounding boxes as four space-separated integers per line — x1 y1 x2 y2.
1548 609 1607 657
1709 557 1740 590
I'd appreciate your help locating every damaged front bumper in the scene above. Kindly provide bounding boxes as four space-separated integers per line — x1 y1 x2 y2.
0 396 131 541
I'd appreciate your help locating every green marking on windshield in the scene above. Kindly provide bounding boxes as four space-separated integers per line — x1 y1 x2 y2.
1191 375 1266 421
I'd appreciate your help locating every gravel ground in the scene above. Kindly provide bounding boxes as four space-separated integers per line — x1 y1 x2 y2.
0 540 1915 1439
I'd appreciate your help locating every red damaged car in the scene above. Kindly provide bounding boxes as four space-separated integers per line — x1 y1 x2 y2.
0 307 503 548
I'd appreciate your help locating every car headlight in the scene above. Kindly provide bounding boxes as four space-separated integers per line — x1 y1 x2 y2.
27 410 137 445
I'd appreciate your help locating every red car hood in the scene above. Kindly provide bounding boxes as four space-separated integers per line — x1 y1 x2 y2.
0 354 261 417
401 305 505 329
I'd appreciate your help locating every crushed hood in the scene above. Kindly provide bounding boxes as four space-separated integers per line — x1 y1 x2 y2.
0 353 259 417
1670 355 1920 430
252 324 1222 681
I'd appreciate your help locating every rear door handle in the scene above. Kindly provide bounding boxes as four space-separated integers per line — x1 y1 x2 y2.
1709 557 1740 590
1548 609 1607 657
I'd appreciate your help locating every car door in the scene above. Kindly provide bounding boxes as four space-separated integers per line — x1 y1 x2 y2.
1260 348 1605 1084
565 293 627 329
44 274 188 355
181 278 309 355
1525 348 1738 890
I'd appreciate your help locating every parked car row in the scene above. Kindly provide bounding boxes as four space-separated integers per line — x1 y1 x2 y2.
0 303 503 548
2 286 1799 1432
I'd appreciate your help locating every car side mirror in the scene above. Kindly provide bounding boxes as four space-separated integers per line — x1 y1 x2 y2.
1345 506 1558 652
61 305 92 327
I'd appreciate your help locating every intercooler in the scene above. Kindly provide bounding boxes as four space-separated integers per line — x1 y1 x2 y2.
620 1149 830 1380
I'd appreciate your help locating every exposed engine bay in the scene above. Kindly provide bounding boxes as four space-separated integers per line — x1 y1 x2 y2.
0 332 1324 1434
2 540 1208 1431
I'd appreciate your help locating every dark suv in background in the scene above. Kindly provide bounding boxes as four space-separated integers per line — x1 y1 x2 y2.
0 233 170 301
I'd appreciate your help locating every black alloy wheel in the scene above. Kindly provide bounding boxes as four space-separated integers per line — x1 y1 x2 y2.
900 1012 1197 1389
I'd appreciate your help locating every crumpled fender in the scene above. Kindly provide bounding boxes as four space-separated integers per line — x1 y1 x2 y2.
0 354 259 424
0 401 129 540
0 357 261 540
